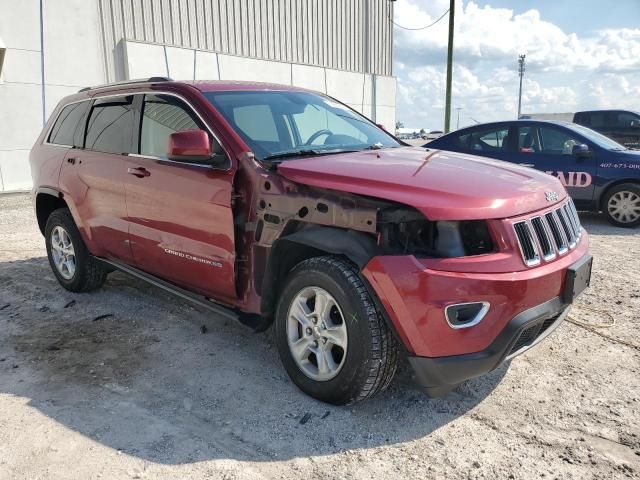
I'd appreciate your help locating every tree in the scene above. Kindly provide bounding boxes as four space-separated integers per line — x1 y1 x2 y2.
395 121 404 130
419 128 426 134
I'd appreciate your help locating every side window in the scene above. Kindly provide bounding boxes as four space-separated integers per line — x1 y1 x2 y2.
48 101 90 147
517 126 540 153
468 127 509 152
85 96 135 154
613 111 638 128
589 112 606 128
454 133 471 149
538 127 580 155
140 94 222 158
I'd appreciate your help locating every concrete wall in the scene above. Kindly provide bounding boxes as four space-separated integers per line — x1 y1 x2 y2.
123 40 396 130
0 0 396 192
0 0 105 191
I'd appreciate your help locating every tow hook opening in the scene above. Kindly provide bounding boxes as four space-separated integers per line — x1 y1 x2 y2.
445 302 490 329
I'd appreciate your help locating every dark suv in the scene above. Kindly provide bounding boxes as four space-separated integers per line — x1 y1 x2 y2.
573 110 640 149
30 78 592 404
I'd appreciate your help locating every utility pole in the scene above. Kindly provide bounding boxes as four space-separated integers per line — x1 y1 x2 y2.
444 0 455 133
456 107 462 130
517 54 526 119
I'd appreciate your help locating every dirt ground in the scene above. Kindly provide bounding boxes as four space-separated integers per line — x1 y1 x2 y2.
0 192 639 480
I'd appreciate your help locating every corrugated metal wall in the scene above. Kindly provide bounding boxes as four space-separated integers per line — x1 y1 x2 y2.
98 0 393 80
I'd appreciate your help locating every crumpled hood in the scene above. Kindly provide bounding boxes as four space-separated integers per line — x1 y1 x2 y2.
277 147 567 220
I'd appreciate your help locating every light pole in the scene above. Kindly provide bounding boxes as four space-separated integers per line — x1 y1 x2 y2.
456 107 462 130
444 0 455 133
517 54 526 119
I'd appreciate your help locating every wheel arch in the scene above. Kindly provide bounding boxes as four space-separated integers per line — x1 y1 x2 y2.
598 178 640 210
259 226 378 325
35 187 68 235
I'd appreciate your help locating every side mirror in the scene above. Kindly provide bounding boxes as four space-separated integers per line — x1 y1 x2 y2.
572 143 591 158
168 129 225 166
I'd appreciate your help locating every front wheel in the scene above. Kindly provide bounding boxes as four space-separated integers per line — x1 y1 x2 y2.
275 256 398 405
603 183 640 228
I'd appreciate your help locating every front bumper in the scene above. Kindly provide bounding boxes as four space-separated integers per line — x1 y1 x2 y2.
361 232 590 358
407 296 569 394
361 229 591 393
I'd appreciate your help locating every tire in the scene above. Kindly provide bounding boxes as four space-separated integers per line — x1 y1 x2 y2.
603 183 640 228
45 208 108 292
275 256 398 405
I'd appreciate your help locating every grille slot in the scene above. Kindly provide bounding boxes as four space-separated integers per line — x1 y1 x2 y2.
563 204 579 238
545 212 568 254
531 217 555 260
568 201 582 238
556 207 576 247
513 222 540 266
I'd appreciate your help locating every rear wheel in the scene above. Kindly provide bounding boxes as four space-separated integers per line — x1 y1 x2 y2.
603 183 640 228
275 256 398 405
45 208 108 292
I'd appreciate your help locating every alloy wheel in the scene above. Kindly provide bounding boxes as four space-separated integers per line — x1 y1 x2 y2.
50 225 76 280
286 286 348 381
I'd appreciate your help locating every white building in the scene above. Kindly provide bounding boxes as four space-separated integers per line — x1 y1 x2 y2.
0 0 396 192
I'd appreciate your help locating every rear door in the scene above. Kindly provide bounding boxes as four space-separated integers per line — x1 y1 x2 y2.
123 93 237 300
466 124 512 161
58 95 135 262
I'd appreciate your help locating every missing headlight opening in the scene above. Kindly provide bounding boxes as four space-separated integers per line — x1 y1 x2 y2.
377 207 494 258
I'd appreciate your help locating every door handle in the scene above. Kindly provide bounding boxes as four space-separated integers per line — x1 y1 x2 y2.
127 167 151 178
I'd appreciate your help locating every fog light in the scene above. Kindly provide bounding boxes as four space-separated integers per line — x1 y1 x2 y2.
445 302 490 329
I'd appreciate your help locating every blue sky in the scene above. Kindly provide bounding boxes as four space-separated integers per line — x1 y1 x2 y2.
393 0 640 130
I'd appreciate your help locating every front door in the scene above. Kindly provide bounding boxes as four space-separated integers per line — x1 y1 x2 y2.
123 93 237 301
516 125 596 205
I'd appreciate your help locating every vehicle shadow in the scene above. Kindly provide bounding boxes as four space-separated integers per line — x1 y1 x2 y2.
0 256 507 465
578 211 639 235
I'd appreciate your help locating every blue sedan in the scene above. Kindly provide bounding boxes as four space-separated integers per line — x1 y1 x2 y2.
426 120 640 227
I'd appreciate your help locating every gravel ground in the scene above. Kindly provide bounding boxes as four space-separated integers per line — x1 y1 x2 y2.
0 192 639 480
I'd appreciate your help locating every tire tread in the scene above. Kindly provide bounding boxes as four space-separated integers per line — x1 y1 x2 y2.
286 256 398 404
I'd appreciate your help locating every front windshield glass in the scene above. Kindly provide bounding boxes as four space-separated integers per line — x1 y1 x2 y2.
569 123 627 150
203 90 401 160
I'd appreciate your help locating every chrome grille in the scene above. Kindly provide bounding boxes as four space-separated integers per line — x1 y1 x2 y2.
513 199 582 267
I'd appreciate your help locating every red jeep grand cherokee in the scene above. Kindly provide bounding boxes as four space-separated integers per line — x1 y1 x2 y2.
30 78 592 405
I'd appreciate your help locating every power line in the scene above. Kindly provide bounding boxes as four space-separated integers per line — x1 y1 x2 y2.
389 8 450 31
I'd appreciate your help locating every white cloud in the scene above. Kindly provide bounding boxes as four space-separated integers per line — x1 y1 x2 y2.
394 0 640 129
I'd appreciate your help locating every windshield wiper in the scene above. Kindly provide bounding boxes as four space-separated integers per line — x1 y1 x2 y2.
261 148 356 163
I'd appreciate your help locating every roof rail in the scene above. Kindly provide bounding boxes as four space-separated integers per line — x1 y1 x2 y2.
78 76 173 93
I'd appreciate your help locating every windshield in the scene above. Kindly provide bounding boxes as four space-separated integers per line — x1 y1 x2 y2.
568 123 627 151
203 90 401 161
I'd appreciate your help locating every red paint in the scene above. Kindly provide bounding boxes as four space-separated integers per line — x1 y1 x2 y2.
168 129 211 159
363 232 589 357
277 147 568 220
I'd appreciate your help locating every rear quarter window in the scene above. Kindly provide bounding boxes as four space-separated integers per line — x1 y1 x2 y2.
48 101 90 147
